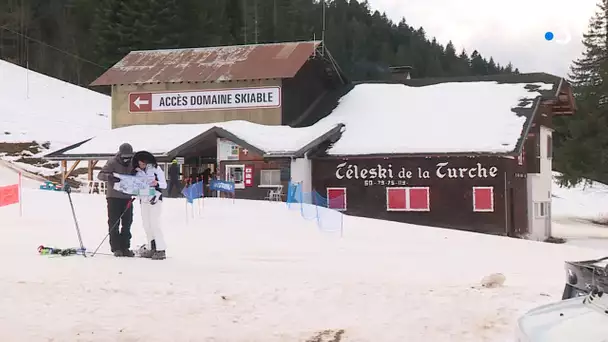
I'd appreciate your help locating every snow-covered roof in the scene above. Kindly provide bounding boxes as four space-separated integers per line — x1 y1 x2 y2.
309 78 560 156
45 120 342 160
0 59 110 150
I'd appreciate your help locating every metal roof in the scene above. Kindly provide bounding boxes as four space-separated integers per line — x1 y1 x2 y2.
90 41 322 86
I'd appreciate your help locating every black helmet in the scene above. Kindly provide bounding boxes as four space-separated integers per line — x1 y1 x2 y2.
132 151 157 168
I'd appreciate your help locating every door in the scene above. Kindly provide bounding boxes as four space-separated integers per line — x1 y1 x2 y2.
508 188 516 236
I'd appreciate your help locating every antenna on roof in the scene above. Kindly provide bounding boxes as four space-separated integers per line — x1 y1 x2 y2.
321 0 326 57
25 43 29 99
254 0 259 44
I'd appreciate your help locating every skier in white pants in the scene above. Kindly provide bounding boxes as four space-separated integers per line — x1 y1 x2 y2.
132 151 168 260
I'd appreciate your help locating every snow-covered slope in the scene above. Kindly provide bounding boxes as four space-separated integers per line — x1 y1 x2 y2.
552 172 608 221
551 172 608 246
0 59 110 151
0 188 603 341
0 160 44 188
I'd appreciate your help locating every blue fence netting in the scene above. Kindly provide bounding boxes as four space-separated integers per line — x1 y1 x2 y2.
286 182 344 235
182 181 204 203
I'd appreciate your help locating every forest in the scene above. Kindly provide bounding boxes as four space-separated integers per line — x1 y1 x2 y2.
0 0 517 89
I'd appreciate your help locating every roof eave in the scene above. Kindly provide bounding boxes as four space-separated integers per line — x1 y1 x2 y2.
43 137 95 159
313 151 517 159
290 123 345 158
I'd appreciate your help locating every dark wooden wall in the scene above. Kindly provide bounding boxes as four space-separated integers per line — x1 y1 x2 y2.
281 58 336 126
311 155 529 235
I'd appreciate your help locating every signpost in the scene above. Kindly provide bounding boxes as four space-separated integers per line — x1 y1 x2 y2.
129 86 281 113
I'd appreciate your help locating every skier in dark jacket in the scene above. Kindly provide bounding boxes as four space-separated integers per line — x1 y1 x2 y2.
167 159 180 197
97 143 136 257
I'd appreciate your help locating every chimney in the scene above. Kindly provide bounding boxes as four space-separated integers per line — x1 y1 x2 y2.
389 66 413 81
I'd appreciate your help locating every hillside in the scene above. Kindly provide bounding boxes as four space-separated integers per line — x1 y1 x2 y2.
0 59 110 181
0 59 110 149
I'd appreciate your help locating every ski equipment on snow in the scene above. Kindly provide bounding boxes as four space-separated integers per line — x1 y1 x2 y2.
64 184 87 258
37 245 86 256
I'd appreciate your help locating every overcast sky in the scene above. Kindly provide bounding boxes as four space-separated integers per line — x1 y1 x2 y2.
365 0 598 77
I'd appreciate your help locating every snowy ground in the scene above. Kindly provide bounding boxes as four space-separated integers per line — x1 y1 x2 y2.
0 166 606 341
552 172 608 250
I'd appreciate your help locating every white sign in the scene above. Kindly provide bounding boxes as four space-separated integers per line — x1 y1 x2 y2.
129 87 281 113
335 161 499 185
217 138 240 161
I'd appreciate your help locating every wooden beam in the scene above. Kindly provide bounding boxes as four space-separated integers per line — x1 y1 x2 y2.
63 160 81 183
87 160 99 181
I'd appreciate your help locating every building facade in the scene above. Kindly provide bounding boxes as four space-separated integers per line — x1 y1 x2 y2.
89 41 346 129
45 41 577 240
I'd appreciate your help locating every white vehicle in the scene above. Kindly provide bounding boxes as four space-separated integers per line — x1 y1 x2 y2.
515 289 608 341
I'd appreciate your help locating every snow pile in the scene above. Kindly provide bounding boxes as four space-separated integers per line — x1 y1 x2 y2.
0 59 110 151
63 120 340 156
0 188 604 341
313 82 554 155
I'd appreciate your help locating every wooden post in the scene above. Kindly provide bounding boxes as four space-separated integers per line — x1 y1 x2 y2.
61 160 67 186
62 160 81 185
87 160 99 181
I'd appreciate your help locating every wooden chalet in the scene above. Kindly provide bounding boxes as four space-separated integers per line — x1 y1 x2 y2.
296 73 576 240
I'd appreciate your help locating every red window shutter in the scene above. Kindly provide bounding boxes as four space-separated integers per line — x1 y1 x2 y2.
327 188 346 210
386 187 407 210
473 187 493 212
408 187 430 211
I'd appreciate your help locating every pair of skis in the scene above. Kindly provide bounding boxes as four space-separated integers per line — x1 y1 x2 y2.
38 245 86 256
37 245 140 257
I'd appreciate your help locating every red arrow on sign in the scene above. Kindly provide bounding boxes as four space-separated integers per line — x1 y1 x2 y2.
129 93 152 112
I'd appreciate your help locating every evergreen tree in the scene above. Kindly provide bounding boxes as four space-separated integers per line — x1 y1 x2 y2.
1 0 519 86
554 0 608 186
470 50 488 75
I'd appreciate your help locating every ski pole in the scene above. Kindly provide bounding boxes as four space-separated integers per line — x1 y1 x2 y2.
64 184 86 258
91 198 135 257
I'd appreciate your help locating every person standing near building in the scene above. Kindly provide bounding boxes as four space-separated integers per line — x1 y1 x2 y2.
167 159 181 197
132 150 168 260
97 143 136 257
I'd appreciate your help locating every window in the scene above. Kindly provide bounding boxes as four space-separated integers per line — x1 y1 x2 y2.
547 135 553 159
385 187 430 211
534 202 550 218
327 187 347 211
473 186 494 212
260 169 281 187
225 164 245 189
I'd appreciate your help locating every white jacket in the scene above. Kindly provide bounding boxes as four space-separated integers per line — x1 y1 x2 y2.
134 164 167 203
